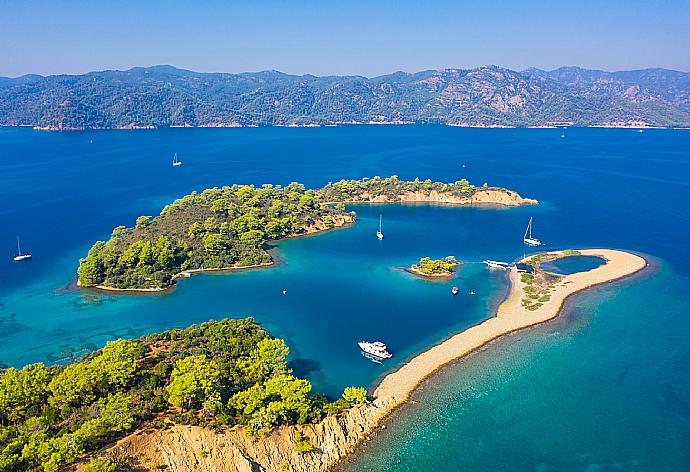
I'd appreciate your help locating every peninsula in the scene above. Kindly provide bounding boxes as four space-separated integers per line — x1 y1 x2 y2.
91 249 646 471
0 319 368 472
77 177 536 291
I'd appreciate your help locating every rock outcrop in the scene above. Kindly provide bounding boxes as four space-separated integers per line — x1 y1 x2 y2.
351 188 538 206
103 398 396 472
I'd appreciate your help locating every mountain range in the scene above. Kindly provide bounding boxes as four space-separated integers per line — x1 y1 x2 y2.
1 65 689 129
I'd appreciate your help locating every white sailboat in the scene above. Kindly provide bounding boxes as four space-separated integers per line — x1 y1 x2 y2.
376 214 384 240
13 236 32 261
523 217 542 246
172 152 182 167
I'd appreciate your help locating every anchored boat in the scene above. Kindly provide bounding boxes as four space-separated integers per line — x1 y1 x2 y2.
358 340 392 361
172 152 182 167
523 217 543 246
13 236 32 262
376 214 384 240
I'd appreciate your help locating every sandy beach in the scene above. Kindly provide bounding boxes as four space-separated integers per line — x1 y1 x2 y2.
374 248 647 403
109 249 647 472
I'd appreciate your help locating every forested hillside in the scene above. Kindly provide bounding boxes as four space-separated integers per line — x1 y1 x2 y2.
1 65 689 129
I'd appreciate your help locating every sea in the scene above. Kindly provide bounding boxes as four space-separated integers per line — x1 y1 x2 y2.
1 125 689 471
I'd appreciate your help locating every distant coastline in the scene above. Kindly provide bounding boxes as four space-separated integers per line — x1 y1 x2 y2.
3 122 682 132
3 65 689 129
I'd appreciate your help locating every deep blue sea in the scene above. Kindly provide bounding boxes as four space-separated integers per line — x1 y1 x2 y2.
1 126 689 471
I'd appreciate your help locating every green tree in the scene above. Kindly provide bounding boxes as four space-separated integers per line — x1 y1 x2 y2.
84 457 116 472
342 387 368 405
48 340 141 409
135 215 151 228
237 338 289 383
166 355 221 411
239 229 265 249
77 241 106 286
0 363 52 423
202 233 226 256
229 373 312 433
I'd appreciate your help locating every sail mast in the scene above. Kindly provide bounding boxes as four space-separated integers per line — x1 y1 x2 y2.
16 236 21 256
524 217 532 240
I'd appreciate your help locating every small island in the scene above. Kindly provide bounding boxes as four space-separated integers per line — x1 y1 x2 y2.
77 177 536 291
408 256 461 277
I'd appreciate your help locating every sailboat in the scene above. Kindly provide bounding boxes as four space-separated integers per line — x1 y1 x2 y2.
376 214 384 240
172 152 182 167
523 217 542 246
561 128 566 138
13 236 32 261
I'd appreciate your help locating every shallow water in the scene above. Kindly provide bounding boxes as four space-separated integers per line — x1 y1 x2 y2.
541 255 606 275
1 126 689 469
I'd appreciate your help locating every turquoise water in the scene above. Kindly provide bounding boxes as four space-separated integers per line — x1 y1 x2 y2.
1 126 689 470
541 255 606 274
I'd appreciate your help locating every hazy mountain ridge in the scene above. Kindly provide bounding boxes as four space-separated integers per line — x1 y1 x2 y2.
1 65 689 129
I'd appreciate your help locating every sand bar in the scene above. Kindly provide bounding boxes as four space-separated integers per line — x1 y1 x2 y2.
109 249 646 472
374 248 647 403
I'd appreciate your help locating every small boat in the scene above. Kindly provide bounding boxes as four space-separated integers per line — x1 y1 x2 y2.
376 214 384 240
469 291 476 295
638 129 644 133
13 236 32 262
451 287 459 295
358 340 392 360
483 260 510 270
523 217 543 246
172 152 182 167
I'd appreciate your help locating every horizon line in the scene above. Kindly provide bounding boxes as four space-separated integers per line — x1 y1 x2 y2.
3 63 689 80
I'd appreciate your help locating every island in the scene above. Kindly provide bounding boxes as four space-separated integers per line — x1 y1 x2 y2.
77 177 536 291
61 249 643 472
0 318 368 472
408 256 461 277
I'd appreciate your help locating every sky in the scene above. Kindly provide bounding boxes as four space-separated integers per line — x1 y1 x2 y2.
1 0 688 77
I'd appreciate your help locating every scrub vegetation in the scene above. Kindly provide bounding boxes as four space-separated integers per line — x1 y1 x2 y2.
0 318 367 471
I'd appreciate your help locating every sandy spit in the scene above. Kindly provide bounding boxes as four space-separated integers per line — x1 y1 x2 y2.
373 249 647 403
103 249 646 472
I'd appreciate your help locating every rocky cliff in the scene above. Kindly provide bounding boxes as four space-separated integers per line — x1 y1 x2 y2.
97 398 397 472
355 188 538 206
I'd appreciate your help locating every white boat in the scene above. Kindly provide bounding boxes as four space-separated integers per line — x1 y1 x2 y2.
358 340 392 360
172 152 182 167
376 214 384 240
13 236 32 262
523 217 543 246
483 260 510 270
451 286 459 295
